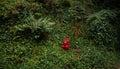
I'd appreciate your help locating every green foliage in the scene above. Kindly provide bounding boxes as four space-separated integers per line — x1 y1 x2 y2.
0 0 120 69
20 14 55 32
0 39 118 69
11 14 55 40
0 0 42 25
80 46 109 68
86 10 116 46
68 1 86 22
87 10 117 23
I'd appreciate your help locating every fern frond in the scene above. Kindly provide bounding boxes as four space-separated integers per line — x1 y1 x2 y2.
87 10 117 24
13 14 55 33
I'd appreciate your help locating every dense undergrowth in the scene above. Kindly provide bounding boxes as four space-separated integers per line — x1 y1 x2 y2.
0 0 120 69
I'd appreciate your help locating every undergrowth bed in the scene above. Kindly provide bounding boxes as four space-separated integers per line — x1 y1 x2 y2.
0 0 120 69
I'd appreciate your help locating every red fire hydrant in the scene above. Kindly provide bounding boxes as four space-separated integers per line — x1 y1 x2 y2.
62 38 70 50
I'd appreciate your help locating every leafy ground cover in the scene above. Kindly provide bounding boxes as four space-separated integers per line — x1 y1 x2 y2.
0 24 119 69
0 0 120 69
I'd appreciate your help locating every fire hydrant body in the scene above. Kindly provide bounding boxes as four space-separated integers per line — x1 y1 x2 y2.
62 38 70 50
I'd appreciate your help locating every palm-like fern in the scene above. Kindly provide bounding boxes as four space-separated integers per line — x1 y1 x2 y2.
12 14 55 40
87 10 117 24
15 14 55 32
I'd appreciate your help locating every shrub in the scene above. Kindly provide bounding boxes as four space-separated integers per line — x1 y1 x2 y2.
86 10 116 47
0 0 42 26
11 14 55 41
68 1 86 22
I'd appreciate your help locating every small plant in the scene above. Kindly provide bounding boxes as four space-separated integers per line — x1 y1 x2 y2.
12 14 55 40
68 1 86 22
70 24 83 38
86 10 116 46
